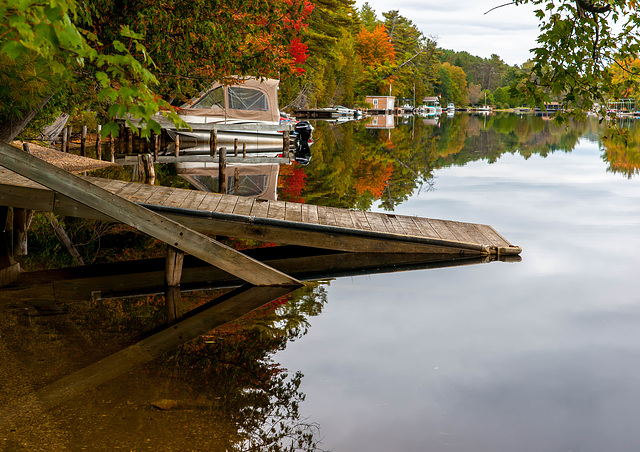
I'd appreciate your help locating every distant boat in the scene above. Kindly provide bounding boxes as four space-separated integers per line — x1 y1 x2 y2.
447 103 455 112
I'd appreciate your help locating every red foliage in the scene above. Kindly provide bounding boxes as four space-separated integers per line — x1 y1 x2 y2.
278 164 307 202
288 37 309 74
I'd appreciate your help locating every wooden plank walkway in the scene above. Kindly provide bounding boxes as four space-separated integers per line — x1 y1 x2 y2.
0 165 521 257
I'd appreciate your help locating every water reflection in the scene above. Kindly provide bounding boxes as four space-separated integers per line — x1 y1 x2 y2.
4 112 640 450
288 113 639 210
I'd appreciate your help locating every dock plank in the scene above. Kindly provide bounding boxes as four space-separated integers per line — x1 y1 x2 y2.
145 186 177 206
475 224 512 247
301 204 319 225
285 202 303 222
92 179 129 194
250 199 270 217
349 210 371 231
317 206 337 226
364 211 389 233
180 191 208 210
411 217 440 239
267 200 286 220
396 215 423 236
333 207 355 229
233 197 254 216
216 195 239 214
383 214 406 235
198 193 223 212
444 220 476 243
164 188 191 208
425 219 459 241
116 182 145 200
127 184 158 204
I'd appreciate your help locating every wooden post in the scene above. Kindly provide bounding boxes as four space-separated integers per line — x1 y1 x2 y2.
174 134 180 157
109 133 115 163
219 146 227 194
243 142 246 158
0 206 11 269
152 132 159 162
165 245 184 323
137 153 156 185
80 125 87 157
126 127 133 155
61 127 68 153
95 125 102 160
234 167 240 193
283 130 290 153
209 129 217 157
160 128 166 154
234 138 239 156
13 143 33 256
66 126 72 153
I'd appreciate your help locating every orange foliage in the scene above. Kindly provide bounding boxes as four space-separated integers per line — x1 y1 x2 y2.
353 159 393 198
356 24 396 67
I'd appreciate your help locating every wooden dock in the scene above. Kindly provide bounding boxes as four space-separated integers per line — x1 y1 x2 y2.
0 141 520 292
0 156 521 258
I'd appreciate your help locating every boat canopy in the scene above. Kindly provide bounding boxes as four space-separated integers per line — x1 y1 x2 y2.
179 77 280 123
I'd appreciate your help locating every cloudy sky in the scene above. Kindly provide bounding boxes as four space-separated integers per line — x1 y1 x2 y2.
354 0 542 66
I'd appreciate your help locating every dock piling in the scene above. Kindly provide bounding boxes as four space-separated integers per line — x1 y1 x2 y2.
219 147 227 194
81 125 87 157
96 125 102 160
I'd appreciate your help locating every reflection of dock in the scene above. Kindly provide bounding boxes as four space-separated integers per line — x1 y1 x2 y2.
0 159 521 257
0 246 520 306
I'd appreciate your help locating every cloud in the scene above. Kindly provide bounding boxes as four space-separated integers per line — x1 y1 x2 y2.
355 0 541 64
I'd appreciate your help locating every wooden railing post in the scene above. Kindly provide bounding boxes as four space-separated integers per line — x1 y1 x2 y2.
80 125 87 157
219 147 227 194
109 132 115 163
210 129 217 157
95 125 102 160
61 127 68 153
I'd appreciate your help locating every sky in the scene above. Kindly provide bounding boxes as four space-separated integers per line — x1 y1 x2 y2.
354 0 542 66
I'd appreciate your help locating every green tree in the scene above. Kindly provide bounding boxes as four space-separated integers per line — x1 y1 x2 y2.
514 0 640 118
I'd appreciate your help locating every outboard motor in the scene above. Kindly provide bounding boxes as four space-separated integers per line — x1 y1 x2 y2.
293 120 313 165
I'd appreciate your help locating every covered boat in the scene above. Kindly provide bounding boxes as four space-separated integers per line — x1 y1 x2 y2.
165 77 312 160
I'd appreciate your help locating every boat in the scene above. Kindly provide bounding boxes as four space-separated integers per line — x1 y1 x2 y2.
163 76 312 155
447 103 455 112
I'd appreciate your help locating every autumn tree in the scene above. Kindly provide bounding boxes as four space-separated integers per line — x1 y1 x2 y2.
0 0 313 141
356 24 396 95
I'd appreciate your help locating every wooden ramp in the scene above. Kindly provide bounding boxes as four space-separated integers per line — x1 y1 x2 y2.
0 161 521 258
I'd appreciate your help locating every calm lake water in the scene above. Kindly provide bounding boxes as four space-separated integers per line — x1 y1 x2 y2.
277 113 640 451
2 113 640 451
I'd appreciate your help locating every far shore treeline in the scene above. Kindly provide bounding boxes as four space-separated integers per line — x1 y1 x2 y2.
1 0 639 141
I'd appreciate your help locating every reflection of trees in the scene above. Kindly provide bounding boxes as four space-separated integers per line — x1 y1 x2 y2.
2 218 329 451
601 127 640 178
285 114 638 211
156 283 328 451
